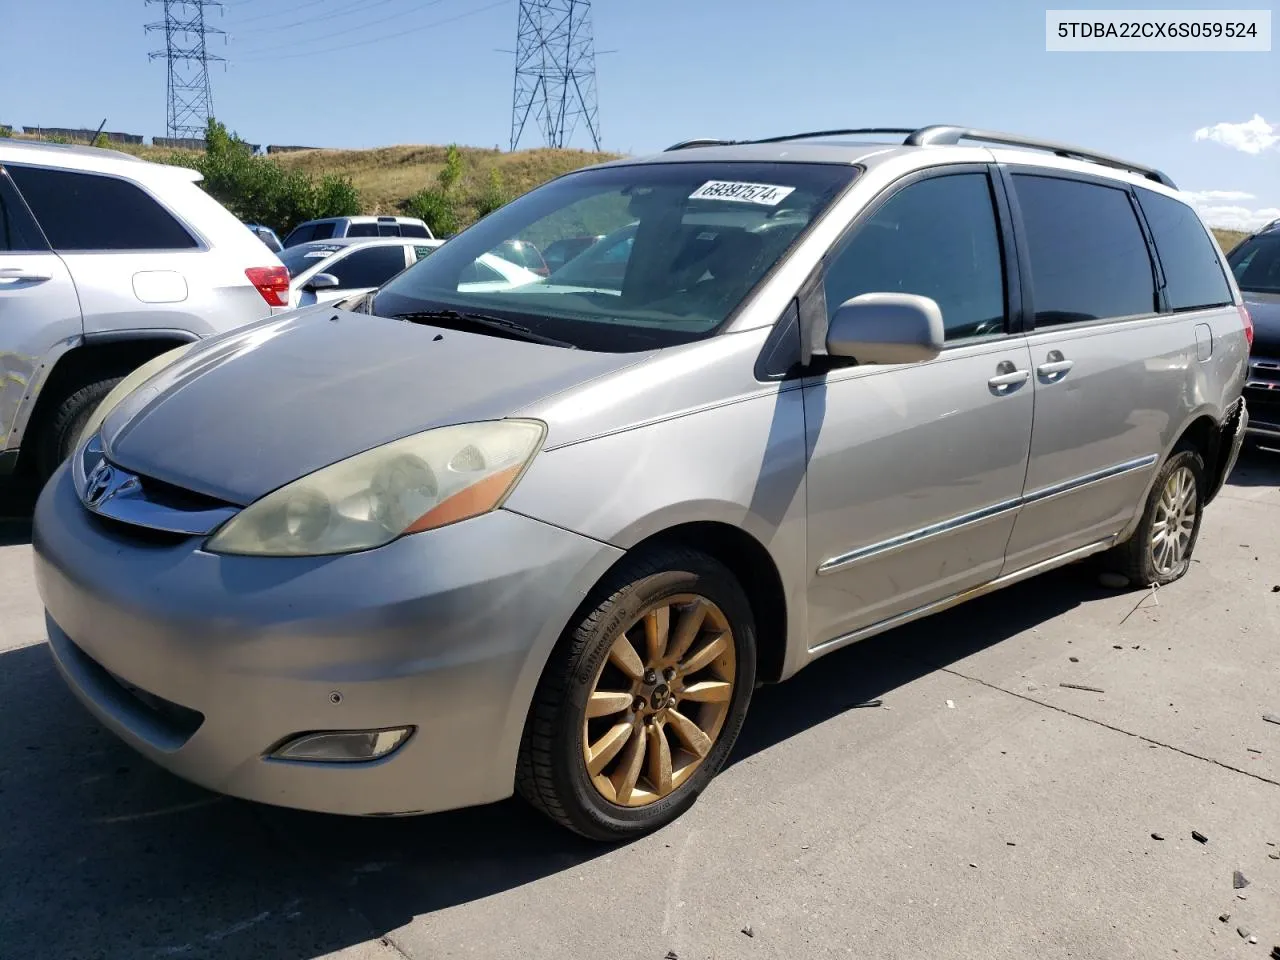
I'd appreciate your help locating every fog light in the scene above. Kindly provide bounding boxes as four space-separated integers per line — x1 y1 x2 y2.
270 727 413 763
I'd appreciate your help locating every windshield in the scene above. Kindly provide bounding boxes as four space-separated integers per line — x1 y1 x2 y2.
1228 234 1280 294
372 161 858 351
280 243 343 279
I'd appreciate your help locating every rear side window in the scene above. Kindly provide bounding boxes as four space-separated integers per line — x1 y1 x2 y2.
401 223 430 238
412 245 437 261
0 171 47 252
345 222 378 238
7 165 197 251
1012 174 1156 325
823 172 1006 341
310 222 336 241
284 224 314 246
327 246 408 288
1137 188 1233 310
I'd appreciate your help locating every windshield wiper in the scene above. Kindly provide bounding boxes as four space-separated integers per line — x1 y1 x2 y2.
392 309 577 349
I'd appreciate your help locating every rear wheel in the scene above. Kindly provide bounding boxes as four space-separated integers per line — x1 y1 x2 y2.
1100 449 1205 588
34 377 122 483
516 547 756 841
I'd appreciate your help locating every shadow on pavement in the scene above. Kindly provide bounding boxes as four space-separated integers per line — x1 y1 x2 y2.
0 561 1108 960
0 453 1273 959
0 475 38 546
1227 443 1280 487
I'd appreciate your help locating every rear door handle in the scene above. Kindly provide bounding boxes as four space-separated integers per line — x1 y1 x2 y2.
1037 359 1075 376
0 268 52 282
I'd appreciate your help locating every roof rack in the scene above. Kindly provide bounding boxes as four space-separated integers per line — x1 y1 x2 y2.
905 125 1177 188
660 124 1177 189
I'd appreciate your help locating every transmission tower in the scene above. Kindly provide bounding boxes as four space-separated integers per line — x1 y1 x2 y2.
146 0 225 140
509 0 602 152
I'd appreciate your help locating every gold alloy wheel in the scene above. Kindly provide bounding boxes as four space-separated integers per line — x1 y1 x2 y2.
582 594 736 807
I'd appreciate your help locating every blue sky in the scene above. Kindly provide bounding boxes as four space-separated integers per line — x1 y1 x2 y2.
2 0 1276 227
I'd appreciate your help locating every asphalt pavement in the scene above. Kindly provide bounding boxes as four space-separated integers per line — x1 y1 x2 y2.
1 452 1278 960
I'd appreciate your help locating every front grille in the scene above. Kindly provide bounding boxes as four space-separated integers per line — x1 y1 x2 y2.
102 666 205 740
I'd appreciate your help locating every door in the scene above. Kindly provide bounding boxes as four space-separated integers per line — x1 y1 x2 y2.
803 168 1035 647
1001 171 1184 570
0 168 82 456
5 164 209 338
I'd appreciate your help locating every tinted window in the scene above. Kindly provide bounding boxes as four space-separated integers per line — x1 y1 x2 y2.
310 222 336 240
401 223 430 238
0 171 47 252
327 246 408 288
1013 175 1156 325
1227 234 1280 295
345 222 378 238
377 221 401 237
280 242 343 278
412 245 438 261
823 173 1006 341
7 165 196 251
283 224 315 247
460 259 506 284
1137 188 1232 310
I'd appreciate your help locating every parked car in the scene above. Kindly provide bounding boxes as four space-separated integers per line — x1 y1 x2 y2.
33 125 1249 842
0 137 290 484
244 222 283 253
282 215 433 248
280 237 439 308
281 237 540 308
540 233 605 272
1225 219 1280 447
492 238 550 276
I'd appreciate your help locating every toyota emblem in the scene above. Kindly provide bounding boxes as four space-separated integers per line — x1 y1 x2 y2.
84 461 115 507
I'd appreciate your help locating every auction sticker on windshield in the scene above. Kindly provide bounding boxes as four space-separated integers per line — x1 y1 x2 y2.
689 181 797 206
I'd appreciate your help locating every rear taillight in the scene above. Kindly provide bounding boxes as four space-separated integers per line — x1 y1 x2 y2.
245 265 290 307
1239 303 1254 351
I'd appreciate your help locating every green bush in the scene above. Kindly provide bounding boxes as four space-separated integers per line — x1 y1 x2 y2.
402 187 459 237
166 118 361 234
474 168 509 218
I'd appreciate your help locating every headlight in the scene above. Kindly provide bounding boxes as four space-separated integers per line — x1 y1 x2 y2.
77 343 195 450
205 419 546 557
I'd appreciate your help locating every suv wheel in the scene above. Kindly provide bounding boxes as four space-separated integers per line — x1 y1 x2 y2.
1101 449 1206 588
35 377 122 482
517 547 756 841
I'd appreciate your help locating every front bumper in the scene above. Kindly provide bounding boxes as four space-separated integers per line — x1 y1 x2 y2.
33 463 622 816
1244 355 1280 441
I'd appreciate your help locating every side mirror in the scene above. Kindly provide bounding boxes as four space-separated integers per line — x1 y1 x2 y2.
306 272 340 291
825 293 945 365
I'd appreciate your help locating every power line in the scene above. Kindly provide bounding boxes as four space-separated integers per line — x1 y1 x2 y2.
234 0 507 62
233 0 446 54
230 0 337 25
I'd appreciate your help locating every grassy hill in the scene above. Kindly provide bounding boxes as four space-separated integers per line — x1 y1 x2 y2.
9 132 1253 250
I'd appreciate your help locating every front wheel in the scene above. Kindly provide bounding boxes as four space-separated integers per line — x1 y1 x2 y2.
1101 449 1206 588
34 376 123 483
516 547 757 841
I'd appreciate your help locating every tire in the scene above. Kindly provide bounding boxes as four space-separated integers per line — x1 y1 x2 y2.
516 546 757 842
34 377 122 483
1100 448 1206 589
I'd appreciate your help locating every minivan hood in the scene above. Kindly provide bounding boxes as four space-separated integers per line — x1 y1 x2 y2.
102 309 647 505
1243 292 1280 355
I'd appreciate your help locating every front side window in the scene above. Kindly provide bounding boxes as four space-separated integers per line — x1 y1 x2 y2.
7 165 196 251
1228 234 1280 295
373 161 858 352
822 172 1006 341
1012 174 1157 325
327 245 408 288
1137 187 1233 311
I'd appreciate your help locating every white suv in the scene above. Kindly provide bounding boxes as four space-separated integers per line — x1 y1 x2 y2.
0 138 290 483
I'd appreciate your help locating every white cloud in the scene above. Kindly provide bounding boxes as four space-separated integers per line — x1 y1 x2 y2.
1180 189 1280 231
1193 114 1279 155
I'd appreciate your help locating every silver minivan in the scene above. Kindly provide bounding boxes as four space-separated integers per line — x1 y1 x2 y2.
33 126 1249 841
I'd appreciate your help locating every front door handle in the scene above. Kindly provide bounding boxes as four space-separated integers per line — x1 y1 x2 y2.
1036 350 1074 379
988 363 1030 390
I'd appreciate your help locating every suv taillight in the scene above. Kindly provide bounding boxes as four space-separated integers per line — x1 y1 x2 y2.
245 265 290 307
1239 303 1254 351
